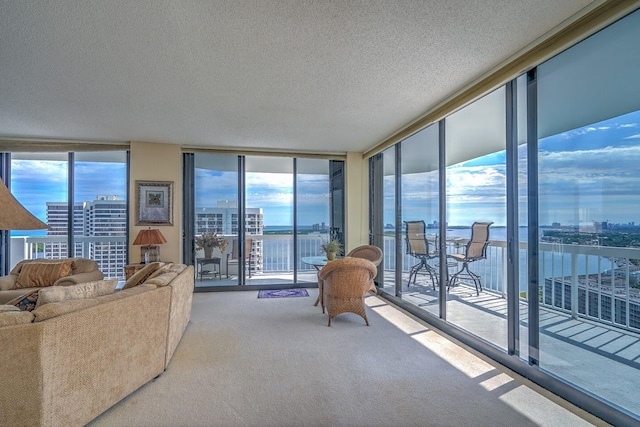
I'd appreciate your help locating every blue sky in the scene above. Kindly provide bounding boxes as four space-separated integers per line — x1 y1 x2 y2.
392 109 640 228
8 108 640 232
195 168 330 226
11 160 126 223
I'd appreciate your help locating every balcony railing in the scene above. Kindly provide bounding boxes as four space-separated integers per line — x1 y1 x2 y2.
11 233 640 332
9 235 128 279
381 235 640 333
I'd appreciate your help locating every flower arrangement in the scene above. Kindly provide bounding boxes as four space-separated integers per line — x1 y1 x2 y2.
320 238 342 260
195 232 228 257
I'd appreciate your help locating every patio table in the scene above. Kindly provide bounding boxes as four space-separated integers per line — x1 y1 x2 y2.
302 256 342 309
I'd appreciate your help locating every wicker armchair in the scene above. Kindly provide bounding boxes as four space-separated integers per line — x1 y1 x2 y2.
318 257 378 327
347 245 383 266
347 244 383 294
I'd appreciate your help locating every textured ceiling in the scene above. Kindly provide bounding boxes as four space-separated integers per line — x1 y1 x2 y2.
0 0 595 154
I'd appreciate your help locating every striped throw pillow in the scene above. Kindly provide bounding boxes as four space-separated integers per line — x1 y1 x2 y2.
15 260 74 288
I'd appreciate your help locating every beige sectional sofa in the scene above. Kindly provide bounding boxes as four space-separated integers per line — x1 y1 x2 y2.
0 262 195 427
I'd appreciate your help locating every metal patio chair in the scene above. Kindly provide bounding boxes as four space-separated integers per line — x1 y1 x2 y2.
404 220 439 290
447 221 493 296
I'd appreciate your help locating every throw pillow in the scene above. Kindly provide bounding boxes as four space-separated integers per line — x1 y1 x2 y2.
148 263 173 279
122 262 163 289
35 279 118 309
145 271 178 287
6 290 40 311
15 260 75 288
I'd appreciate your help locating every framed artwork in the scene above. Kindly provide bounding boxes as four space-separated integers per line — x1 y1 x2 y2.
136 180 173 225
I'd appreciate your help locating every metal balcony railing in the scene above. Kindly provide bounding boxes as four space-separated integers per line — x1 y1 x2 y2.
380 235 640 332
9 235 128 279
12 233 639 332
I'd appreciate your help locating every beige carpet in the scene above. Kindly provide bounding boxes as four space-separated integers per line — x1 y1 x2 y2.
88 290 606 427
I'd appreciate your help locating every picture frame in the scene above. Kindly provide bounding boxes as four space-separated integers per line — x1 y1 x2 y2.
136 180 173 226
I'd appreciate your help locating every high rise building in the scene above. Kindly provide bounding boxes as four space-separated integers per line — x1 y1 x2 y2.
195 203 264 275
46 196 127 278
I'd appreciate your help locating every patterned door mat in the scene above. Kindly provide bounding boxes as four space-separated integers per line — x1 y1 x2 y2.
258 289 309 299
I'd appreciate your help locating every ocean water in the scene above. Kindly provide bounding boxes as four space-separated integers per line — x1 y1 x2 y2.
446 227 613 293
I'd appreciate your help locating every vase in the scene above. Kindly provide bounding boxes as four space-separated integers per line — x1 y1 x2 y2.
204 247 214 259
326 251 336 261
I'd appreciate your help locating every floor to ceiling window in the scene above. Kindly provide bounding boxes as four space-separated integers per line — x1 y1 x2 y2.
368 8 640 423
515 73 530 360
2 149 128 278
192 153 239 285
9 152 69 262
400 124 440 317
296 158 331 285
245 155 292 285
536 9 640 416
445 87 507 349
191 152 342 288
378 147 397 295
74 152 127 278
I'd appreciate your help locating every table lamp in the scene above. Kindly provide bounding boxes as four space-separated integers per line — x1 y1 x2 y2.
1 178 49 274
132 227 167 263
0 178 49 231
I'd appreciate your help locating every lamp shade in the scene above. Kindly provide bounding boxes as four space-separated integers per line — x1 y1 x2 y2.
132 228 167 246
133 228 167 264
0 178 48 230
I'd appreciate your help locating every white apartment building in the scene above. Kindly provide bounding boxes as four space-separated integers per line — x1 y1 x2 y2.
195 202 264 275
46 195 127 278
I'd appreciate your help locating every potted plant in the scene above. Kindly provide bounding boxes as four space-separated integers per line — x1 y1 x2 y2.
195 232 229 259
320 239 343 261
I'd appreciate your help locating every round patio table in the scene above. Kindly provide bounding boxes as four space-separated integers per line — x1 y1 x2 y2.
302 256 342 309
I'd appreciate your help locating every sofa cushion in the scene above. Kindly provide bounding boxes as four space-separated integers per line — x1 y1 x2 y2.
146 271 178 287
32 298 100 322
35 279 118 309
15 260 75 289
123 262 164 289
0 305 20 312
70 257 97 274
0 310 35 327
96 283 157 304
6 290 39 311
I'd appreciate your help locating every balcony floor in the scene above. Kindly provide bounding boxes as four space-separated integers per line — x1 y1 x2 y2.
393 273 640 418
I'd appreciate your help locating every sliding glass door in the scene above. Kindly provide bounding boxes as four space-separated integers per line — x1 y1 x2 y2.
400 124 440 317
191 153 342 287
296 158 331 285
245 156 292 285
445 87 507 349
193 153 239 285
